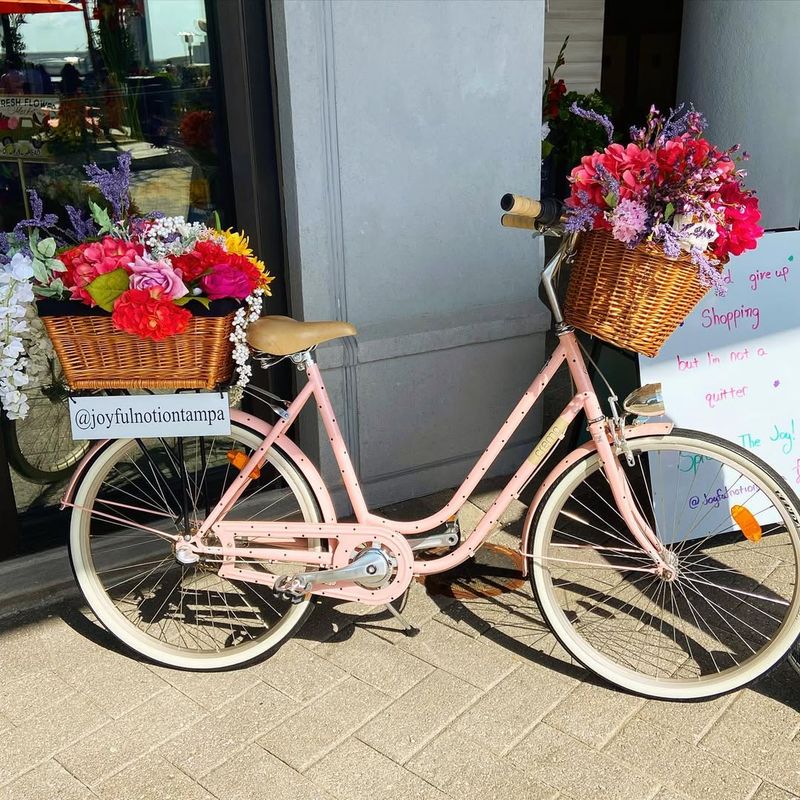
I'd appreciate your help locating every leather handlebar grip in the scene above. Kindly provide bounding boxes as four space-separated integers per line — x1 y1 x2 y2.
500 193 542 217
500 213 536 230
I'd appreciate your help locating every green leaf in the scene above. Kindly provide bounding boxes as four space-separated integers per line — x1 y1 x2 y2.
35 278 66 299
213 210 222 232
88 200 112 234
665 202 676 221
46 257 66 272
175 295 211 309
603 192 618 209
37 237 56 258
31 258 48 284
86 268 130 312
541 140 554 159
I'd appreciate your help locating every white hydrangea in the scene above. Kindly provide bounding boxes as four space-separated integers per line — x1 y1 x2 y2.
143 216 222 259
0 253 37 419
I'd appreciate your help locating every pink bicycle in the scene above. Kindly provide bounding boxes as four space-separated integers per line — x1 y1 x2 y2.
65 198 800 700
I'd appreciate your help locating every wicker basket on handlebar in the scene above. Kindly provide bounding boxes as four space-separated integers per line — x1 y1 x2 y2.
563 229 720 358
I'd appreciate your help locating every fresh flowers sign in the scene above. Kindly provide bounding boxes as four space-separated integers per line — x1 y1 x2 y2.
565 104 763 292
0 153 273 418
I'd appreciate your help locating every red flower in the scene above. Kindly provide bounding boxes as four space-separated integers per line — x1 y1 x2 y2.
111 288 192 340
171 240 227 283
171 241 261 298
545 79 566 119
710 181 763 260
62 237 143 305
180 110 215 151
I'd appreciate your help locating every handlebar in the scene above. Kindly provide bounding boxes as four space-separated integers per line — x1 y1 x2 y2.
499 193 572 325
500 194 564 227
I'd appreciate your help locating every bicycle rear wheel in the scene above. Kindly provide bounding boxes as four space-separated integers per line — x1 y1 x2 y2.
4 380 89 483
69 421 323 670
528 428 800 699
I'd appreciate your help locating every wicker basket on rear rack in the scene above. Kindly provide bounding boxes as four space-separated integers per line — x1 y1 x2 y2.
563 229 721 358
38 299 236 390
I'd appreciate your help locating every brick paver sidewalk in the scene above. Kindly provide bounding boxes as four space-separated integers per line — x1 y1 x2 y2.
0 489 798 800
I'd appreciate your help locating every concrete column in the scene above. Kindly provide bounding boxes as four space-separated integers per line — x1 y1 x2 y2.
678 0 800 229
272 0 548 509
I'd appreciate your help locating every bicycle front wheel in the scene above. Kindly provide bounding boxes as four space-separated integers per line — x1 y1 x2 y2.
69 422 323 670
528 428 800 699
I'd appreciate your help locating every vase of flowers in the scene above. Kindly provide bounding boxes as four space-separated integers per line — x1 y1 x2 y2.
561 104 763 357
0 153 272 419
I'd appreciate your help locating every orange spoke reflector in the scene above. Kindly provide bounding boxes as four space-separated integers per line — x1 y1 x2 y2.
226 450 261 480
731 504 762 542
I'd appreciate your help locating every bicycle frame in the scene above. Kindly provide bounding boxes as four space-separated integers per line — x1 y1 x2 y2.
184 327 673 600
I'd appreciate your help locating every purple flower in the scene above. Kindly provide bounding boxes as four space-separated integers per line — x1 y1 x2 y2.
610 199 648 245
0 232 9 265
13 190 58 239
569 101 614 144
565 203 601 233
657 104 707 144
84 152 132 221
652 222 683 259
691 247 726 296
65 205 98 240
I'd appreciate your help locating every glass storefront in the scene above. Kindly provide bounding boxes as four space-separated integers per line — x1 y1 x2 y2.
0 0 282 555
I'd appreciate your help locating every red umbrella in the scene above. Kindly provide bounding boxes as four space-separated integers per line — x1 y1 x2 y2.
0 0 79 13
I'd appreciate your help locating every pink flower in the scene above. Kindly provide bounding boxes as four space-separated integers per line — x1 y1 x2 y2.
200 263 253 300
63 237 142 306
128 255 189 300
609 199 648 245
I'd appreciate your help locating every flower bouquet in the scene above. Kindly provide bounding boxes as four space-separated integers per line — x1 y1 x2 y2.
561 104 763 357
0 153 272 418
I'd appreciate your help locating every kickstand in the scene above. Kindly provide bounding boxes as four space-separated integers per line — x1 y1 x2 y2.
383 601 420 637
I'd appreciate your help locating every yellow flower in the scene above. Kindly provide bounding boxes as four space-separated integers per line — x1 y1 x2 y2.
222 229 253 258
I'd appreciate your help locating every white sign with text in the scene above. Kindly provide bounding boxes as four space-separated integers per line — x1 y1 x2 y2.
70 392 231 440
639 230 800 534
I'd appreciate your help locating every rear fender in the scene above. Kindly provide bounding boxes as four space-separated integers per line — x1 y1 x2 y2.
61 409 337 523
519 422 673 575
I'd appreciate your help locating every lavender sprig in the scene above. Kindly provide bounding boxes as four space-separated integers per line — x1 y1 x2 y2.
652 222 683 259
569 101 614 144
84 152 132 221
691 247 726 296
13 190 59 239
65 205 98 240
565 203 601 233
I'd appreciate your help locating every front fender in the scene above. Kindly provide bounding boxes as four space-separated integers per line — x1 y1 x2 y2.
61 409 337 523
519 422 673 575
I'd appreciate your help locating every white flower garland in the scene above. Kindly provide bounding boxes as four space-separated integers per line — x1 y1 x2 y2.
228 288 264 405
0 254 36 420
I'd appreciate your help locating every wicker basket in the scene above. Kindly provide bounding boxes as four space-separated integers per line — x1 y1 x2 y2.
563 229 716 358
38 301 235 390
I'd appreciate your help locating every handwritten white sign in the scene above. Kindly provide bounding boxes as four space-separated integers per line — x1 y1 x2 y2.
639 230 800 534
69 392 231 440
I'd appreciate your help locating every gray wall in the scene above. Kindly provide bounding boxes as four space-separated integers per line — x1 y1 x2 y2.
678 0 800 230
272 0 548 509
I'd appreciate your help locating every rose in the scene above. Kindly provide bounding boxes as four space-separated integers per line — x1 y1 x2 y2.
62 236 142 305
200 263 255 300
128 254 189 300
170 239 228 283
111 288 192 340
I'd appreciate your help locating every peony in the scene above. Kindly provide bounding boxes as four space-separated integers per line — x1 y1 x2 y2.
62 236 142 305
200 262 256 300
111 288 192 340
128 254 189 300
